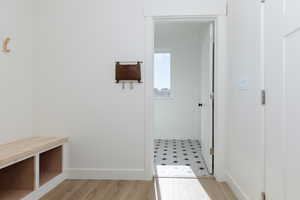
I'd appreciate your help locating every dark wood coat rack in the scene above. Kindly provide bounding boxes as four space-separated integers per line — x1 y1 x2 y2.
115 61 143 83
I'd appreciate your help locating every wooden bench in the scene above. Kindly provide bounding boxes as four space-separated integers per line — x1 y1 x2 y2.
0 137 68 200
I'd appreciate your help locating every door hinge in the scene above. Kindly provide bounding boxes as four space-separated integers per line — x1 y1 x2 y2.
261 192 266 200
261 90 266 106
210 93 214 100
210 148 214 155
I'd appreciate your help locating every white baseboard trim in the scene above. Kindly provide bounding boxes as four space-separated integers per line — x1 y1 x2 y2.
225 171 250 200
23 173 67 200
66 168 147 180
154 177 161 200
215 170 227 182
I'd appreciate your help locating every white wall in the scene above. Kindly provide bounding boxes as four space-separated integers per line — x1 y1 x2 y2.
0 0 227 182
226 0 264 199
145 0 227 16
154 23 210 140
33 0 146 179
32 0 227 179
0 0 33 144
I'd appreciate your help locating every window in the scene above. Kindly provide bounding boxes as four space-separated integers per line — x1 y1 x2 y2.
154 53 171 98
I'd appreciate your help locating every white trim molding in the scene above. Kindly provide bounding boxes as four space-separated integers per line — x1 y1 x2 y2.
144 15 228 182
225 171 250 200
213 15 228 182
144 16 155 180
23 173 67 200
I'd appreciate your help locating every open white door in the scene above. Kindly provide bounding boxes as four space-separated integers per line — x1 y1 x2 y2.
265 0 300 199
200 23 214 174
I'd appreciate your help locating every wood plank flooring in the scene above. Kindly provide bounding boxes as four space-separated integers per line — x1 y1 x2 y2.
41 178 236 200
41 180 154 200
156 177 237 200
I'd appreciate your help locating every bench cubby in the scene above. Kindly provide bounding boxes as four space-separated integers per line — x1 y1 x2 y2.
0 157 35 200
0 137 68 199
39 146 63 186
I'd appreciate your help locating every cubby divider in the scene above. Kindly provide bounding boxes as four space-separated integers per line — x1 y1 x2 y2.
0 137 67 199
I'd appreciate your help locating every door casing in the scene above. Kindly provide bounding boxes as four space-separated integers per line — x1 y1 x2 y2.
144 16 228 181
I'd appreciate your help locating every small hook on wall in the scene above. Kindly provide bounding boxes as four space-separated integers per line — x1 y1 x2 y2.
2 37 11 53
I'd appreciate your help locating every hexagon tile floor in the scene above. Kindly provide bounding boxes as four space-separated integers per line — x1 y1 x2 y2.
153 139 210 178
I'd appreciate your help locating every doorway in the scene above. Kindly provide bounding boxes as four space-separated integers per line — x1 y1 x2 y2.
152 20 215 178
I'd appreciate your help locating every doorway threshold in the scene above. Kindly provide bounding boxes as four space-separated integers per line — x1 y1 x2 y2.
154 139 210 178
154 177 237 200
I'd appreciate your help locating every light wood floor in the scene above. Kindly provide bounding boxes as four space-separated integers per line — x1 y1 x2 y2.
41 178 236 200
156 178 237 200
41 180 154 200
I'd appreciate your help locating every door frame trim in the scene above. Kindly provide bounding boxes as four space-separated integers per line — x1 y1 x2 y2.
144 15 228 181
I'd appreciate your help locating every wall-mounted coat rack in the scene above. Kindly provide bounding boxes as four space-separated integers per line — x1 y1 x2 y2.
115 61 143 89
2 37 11 53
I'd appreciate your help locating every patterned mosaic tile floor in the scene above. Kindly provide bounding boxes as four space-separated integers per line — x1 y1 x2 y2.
153 139 210 177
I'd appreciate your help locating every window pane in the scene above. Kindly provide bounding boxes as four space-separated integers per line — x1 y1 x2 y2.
154 53 171 97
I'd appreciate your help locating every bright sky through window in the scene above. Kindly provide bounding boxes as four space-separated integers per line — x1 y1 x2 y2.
154 53 171 97
154 53 171 89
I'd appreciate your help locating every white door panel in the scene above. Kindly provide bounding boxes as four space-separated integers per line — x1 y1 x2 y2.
284 29 300 200
285 1 300 34
265 0 300 199
201 24 214 174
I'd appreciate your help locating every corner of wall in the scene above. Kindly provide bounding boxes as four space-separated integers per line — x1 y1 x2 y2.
224 171 250 200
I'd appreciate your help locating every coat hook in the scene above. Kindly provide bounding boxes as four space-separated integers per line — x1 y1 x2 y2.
2 37 11 53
